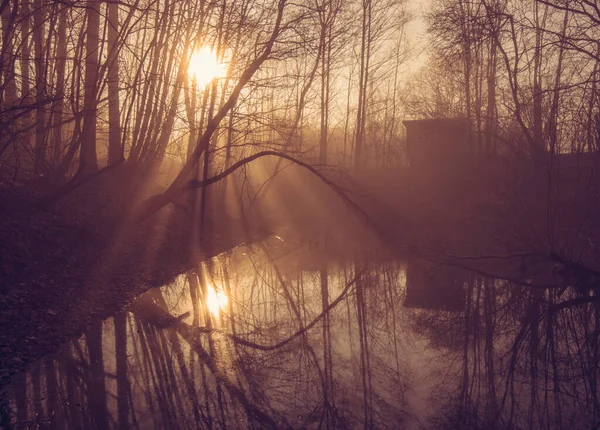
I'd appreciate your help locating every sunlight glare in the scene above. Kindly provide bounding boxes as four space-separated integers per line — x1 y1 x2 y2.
188 47 226 87
206 284 228 316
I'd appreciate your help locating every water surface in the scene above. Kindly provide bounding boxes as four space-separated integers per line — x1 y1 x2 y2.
2 237 597 429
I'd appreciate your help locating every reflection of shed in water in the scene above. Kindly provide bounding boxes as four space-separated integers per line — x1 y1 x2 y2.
404 258 466 311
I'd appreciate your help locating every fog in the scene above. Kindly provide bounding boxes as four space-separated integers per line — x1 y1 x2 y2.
2 0 600 428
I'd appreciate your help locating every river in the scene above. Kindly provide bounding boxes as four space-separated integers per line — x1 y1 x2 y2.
1 236 597 429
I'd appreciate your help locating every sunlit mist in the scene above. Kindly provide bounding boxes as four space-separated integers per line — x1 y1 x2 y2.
205 284 228 316
188 47 226 87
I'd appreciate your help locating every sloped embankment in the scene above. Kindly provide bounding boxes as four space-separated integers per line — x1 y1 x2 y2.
0 171 260 386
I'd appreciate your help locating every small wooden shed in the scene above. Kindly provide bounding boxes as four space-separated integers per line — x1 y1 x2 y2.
403 118 470 173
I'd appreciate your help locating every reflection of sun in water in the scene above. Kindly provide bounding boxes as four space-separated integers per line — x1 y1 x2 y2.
206 284 228 317
188 47 226 87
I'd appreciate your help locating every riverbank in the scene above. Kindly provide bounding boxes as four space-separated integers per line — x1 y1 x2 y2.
0 174 264 388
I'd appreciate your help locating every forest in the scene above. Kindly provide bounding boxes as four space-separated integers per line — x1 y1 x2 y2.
1 0 600 428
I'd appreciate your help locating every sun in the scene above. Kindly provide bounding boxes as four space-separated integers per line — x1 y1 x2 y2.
188 47 226 87
205 284 228 317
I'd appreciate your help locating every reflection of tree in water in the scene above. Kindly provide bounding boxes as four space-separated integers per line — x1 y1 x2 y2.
427 275 600 429
2 245 412 428
9 245 600 429
406 259 469 351
410 309 465 351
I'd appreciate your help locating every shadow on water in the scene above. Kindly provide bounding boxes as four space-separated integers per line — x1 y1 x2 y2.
2 238 600 429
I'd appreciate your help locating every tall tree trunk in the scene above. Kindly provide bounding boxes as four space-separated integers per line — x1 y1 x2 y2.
547 8 569 154
51 4 67 167
354 0 368 169
1 0 17 108
532 1 544 155
184 75 198 160
128 4 167 163
586 57 599 151
485 36 497 154
20 1 32 154
33 0 46 174
319 18 329 164
458 0 473 150
107 1 122 165
79 0 100 176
